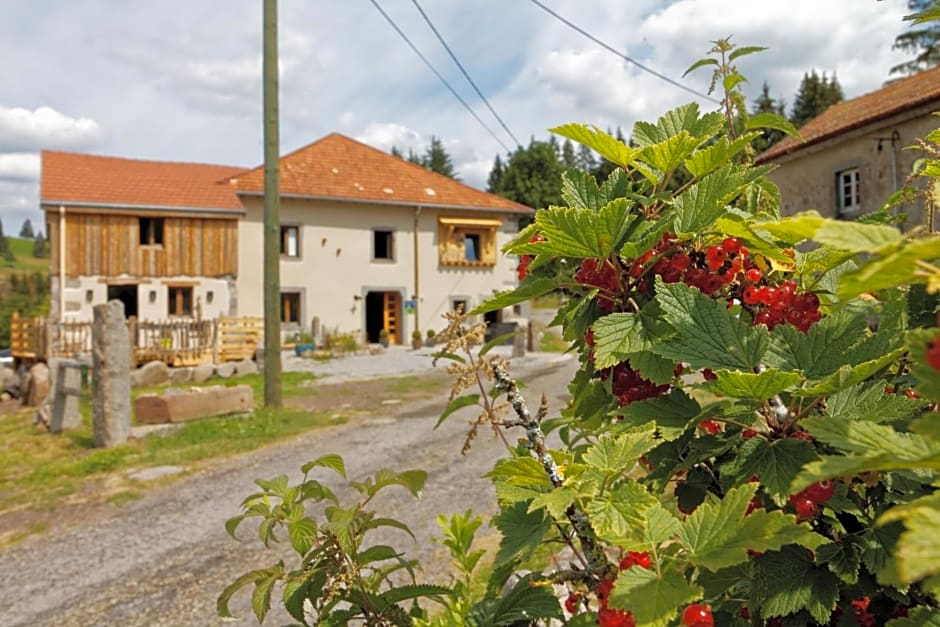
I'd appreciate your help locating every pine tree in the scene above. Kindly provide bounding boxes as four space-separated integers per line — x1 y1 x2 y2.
752 81 787 153
421 136 459 179
19 219 33 239
561 139 577 168
891 0 940 77
575 144 597 173
496 139 564 210
406 148 422 165
32 233 49 258
790 70 843 128
0 218 12 263
487 154 505 193
390 146 404 159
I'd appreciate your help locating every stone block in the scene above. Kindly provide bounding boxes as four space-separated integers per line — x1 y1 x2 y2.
192 363 214 383
169 367 193 385
50 360 82 433
215 362 237 379
134 384 253 424
92 300 131 448
25 362 50 407
131 360 171 388
235 359 258 376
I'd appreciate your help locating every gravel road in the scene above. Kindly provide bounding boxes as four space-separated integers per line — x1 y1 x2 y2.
0 348 577 627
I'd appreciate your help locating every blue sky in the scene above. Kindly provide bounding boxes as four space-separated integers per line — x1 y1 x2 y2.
0 0 915 235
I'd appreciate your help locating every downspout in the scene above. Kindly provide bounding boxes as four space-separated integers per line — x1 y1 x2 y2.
413 206 422 334
59 204 66 322
890 130 900 196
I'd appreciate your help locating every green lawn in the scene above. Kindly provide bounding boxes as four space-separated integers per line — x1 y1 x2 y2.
0 236 49 274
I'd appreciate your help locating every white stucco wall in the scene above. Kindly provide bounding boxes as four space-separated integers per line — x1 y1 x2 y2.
236 196 524 342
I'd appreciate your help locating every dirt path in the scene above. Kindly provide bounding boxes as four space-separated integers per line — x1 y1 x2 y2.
0 353 577 627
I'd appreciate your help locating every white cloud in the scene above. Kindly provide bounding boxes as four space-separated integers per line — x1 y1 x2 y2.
356 123 423 154
0 107 102 152
0 153 40 181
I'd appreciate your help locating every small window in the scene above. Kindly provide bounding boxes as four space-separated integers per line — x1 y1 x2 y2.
280 225 299 257
438 218 499 266
140 217 164 246
837 168 860 218
464 234 481 262
373 229 394 261
281 291 301 324
452 299 468 314
167 286 193 317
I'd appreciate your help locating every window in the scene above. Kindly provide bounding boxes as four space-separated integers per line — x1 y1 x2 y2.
140 217 164 246
837 168 860 217
452 299 468 314
373 229 394 261
280 225 299 257
281 291 301 324
438 218 500 266
167 286 193 317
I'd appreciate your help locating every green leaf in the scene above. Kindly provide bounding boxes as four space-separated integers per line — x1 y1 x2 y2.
907 328 940 401
683 56 719 76
436 394 480 429
879 492 940 584
218 567 277 619
609 565 702 627
802 416 937 460
825 382 928 423
358 544 402 565
583 427 658 474
765 311 869 379
591 313 653 369
679 484 824 571
531 200 638 259
561 169 604 210
701 368 801 400
251 570 279 623
474 573 563 625
654 281 768 370
492 501 552 568
639 130 700 174
487 457 555 504
550 123 641 169
815 540 863 584
300 453 346 478
380 583 453 606
737 438 818 504
684 134 757 179
672 164 766 234
287 518 318 555
527 486 578 519
471 278 556 315
813 219 903 252
796 346 906 396
586 480 659 545
363 517 417 542
755 211 825 243
616 388 701 434
633 103 724 147
629 350 677 385
751 546 839 623
838 236 940 300
324 506 358 554
728 45 767 61
887 606 940 627
745 112 800 138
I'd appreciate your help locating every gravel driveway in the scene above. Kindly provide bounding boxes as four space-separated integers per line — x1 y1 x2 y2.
0 348 577 626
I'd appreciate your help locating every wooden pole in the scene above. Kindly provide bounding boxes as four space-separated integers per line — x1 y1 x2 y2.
262 0 282 407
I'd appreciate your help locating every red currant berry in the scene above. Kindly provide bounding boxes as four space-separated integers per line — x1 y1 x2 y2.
803 480 835 503
702 368 717 381
564 593 580 614
598 607 635 627
618 550 651 571
702 275 722 294
670 252 692 271
754 311 773 327
745 268 762 283
926 339 940 370
681 603 714 627
742 428 758 439
722 237 741 254
742 286 760 305
706 245 726 265
596 578 615 607
789 431 813 441
746 497 763 515
904 387 920 399
791 496 818 520
698 419 722 434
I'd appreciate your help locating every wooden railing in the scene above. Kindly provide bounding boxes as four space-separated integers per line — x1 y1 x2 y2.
9 315 263 366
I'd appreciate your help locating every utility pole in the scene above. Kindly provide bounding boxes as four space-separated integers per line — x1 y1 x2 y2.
262 0 282 407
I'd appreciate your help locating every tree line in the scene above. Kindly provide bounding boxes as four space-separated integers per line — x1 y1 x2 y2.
0 218 49 262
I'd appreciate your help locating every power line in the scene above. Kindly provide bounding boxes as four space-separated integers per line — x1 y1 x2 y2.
366 0 513 154
527 0 719 104
409 0 522 149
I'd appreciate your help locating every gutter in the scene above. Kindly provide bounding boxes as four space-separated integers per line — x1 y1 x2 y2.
234 190 533 216
40 200 246 217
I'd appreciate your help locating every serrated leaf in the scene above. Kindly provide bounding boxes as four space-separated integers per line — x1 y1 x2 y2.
487 457 555 503
531 200 638 259
755 211 825 243
684 134 757 178
887 606 940 627
639 130 700 174
251 570 279 623
702 368 801 400
493 501 552 568
609 565 702 627
550 123 641 169
488 573 563 624
586 480 659 544
629 351 677 385
528 486 578 518
471 278 556 315
745 112 800 138
218 567 276 619
436 394 480 429
802 416 937 460
838 235 940 300
358 544 402 565
633 103 724 147
300 453 346 478
797 347 905 396
654 281 768 370
598 167 632 204
380 583 453 606
683 56 719 76
738 438 818 503
591 313 653 369
764 311 868 378
815 540 862 584
825 382 928 423
583 428 657 474
561 168 603 210
879 492 940 584
287 518 318 555
813 219 902 252
634 504 682 547
616 388 701 434
752 546 839 623
672 164 762 234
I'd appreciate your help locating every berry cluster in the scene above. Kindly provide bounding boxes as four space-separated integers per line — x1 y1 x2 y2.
594 551 652 626
601 361 671 407
516 233 546 281
576 258 621 312
742 279 821 333
787 479 835 520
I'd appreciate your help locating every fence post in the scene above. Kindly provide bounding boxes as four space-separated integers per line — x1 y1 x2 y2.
92 300 131 448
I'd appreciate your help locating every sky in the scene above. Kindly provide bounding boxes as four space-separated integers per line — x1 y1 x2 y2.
0 0 917 236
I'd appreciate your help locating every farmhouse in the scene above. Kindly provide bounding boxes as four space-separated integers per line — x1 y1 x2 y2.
39 134 532 346
756 66 940 227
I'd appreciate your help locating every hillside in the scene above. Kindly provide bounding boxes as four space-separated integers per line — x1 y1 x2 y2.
0 237 50 349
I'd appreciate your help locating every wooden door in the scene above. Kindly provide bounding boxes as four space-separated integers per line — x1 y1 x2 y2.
383 292 400 344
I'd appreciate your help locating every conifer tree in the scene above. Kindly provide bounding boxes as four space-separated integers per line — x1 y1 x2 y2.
891 0 940 77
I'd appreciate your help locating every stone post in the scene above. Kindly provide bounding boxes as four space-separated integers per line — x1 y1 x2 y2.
92 300 131 448
49 359 83 433
513 323 527 358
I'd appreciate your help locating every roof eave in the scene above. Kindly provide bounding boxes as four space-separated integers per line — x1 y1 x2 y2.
234 190 534 215
41 200 246 217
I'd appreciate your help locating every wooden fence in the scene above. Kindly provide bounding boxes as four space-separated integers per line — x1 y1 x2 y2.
9 314 262 367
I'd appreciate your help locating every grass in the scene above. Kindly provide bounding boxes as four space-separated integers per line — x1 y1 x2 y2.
0 237 49 274
0 371 338 520
539 328 570 353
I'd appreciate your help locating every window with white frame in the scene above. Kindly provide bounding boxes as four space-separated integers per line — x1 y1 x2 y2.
837 168 860 217
280 225 299 257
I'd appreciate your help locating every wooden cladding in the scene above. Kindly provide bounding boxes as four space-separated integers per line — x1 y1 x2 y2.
438 217 500 267
48 213 238 278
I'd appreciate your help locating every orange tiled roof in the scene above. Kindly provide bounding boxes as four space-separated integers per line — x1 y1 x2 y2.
756 66 940 164
40 150 244 211
231 133 533 214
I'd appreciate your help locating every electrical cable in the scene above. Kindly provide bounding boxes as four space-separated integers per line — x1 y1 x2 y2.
527 0 720 104
409 0 522 148
366 0 513 154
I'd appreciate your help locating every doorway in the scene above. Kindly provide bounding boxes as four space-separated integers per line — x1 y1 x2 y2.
365 290 401 344
107 284 138 318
